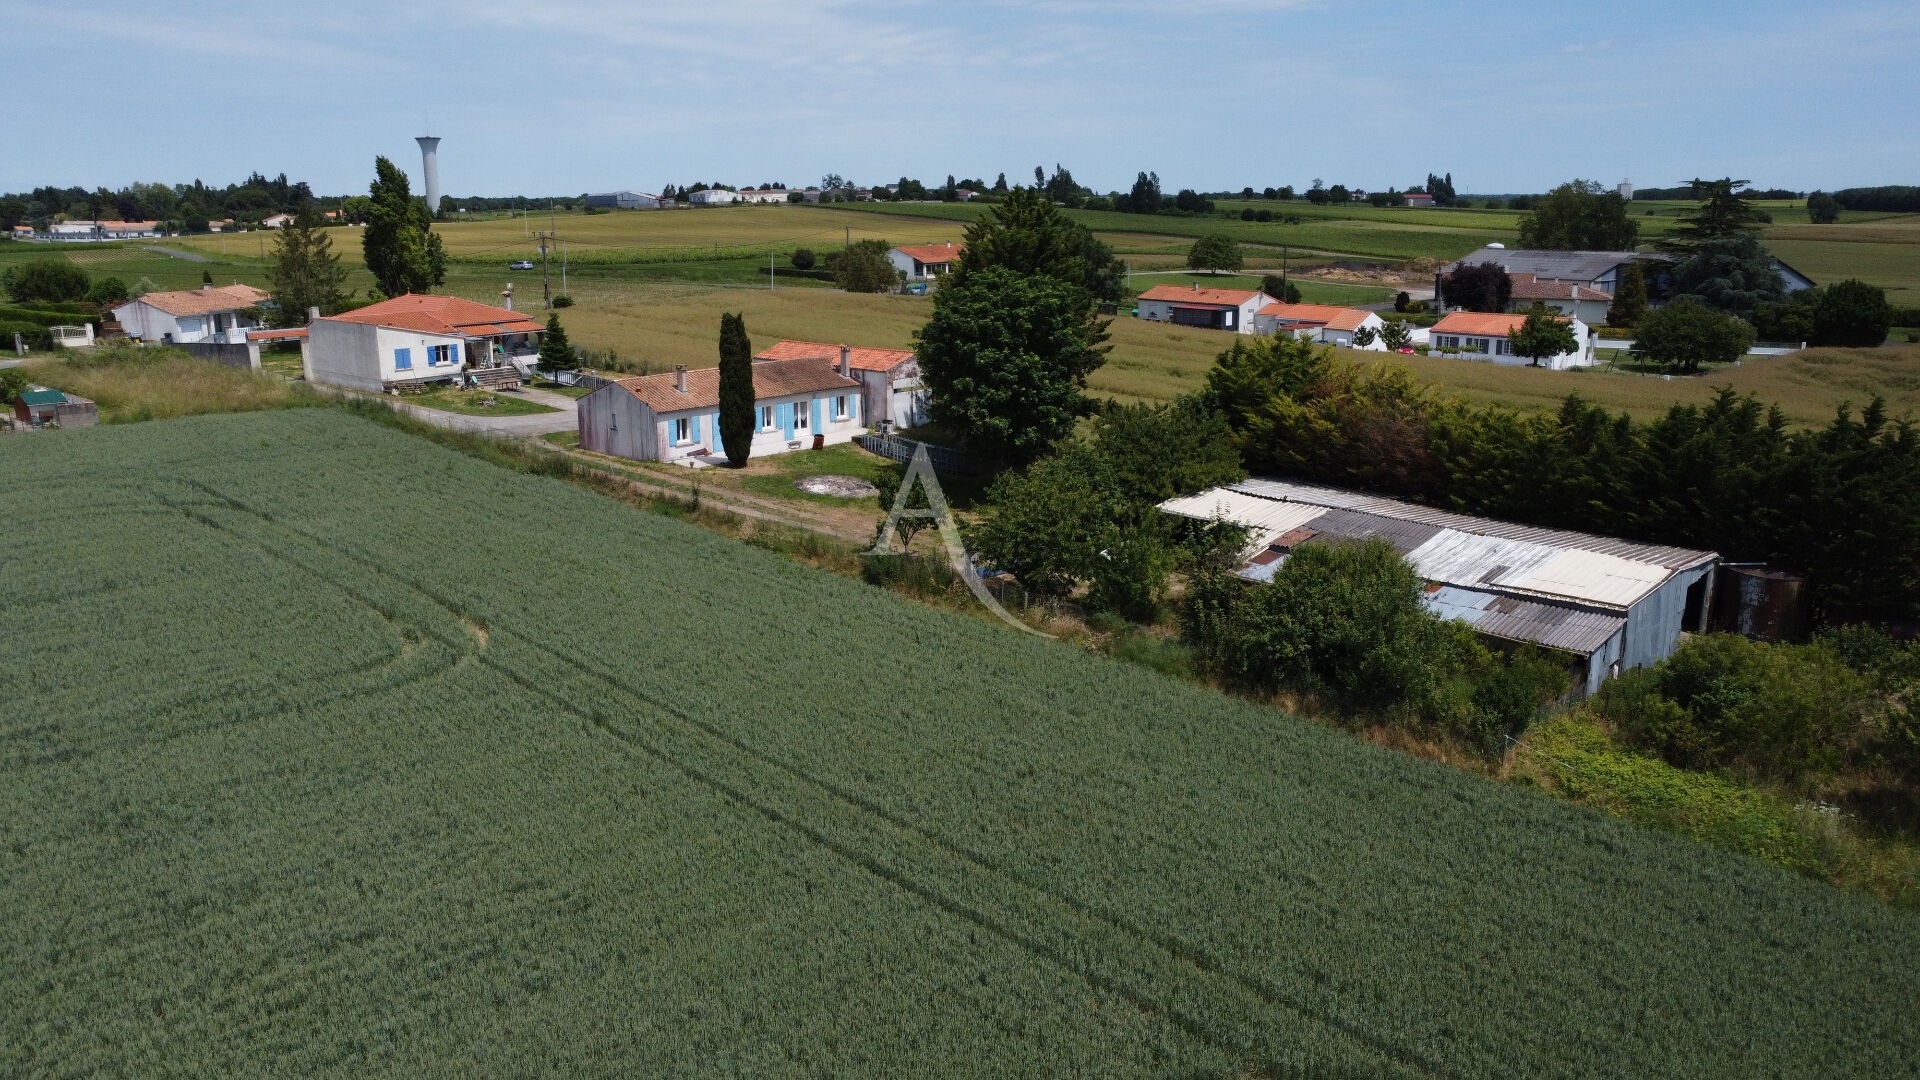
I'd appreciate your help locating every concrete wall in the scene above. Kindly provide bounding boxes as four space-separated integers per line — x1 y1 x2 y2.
306 321 465 392
180 341 261 370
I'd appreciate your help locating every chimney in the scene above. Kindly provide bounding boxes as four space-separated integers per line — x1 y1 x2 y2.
1192 282 1200 292
501 284 513 311
837 345 851 377
674 365 688 393
307 305 320 324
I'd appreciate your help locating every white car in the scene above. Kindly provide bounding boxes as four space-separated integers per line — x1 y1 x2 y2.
508 260 534 270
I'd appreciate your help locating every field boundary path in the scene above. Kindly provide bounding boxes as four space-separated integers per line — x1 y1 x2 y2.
142 245 211 263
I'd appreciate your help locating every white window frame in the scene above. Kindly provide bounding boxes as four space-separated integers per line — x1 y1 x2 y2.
834 395 850 421
758 405 775 430
794 400 809 431
673 417 690 445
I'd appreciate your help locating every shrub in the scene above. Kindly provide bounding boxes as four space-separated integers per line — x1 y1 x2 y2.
3 259 90 303
551 294 574 308
87 276 130 306
790 247 816 271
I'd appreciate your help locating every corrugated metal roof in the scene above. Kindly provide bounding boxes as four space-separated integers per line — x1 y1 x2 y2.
17 389 68 406
1297 507 1442 556
1405 531 1563 588
1161 490 1326 550
1424 586 1625 655
1504 548 1674 610
1228 478 1714 569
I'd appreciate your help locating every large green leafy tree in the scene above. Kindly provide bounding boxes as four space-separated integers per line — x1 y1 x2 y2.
914 265 1108 466
1508 304 1579 367
1812 279 1893 347
829 239 898 293
1516 180 1638 250
716 311 754 465
1631 298 1754 373
362 156 445 297
1806 191 1841 225
1439 261 1512 312
952 186 1124 302
2 259 89 303
266 205 350 327
1187 235 1243 272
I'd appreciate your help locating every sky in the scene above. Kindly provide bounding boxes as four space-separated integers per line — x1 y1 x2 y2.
7 0 1917 199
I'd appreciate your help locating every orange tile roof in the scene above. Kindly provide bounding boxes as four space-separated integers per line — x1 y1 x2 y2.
613 357 860 414
893 242 962 264
1507 272 1612 302
755 339 914 372
1258 302 1375 331
1138 284 1267 307
1432 310 1570 337
324 293 545 337
128 284 270 317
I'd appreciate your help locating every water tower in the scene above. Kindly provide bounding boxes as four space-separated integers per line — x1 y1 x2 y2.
416 135 442 214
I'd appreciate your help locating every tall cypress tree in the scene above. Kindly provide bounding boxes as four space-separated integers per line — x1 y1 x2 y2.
362 156 444 298
537 313 576 373
717 312 754 466
1607 261 1649 328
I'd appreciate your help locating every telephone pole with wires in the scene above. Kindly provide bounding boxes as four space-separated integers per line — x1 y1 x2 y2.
537 230 554 308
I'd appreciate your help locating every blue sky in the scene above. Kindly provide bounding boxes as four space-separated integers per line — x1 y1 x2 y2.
8 0 1915 198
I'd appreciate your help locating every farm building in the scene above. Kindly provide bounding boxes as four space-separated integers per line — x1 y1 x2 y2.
1403 192 1437 208
299 293 544 393
1135 284 1277 333
888 243 963 281
10 386 97 429
1429 310 1594 368
262 213 294 229
111 284 269 345
1506 272 1614 324
578 356 863 464
755 340 928 429
736 188 792 204
1161 478 1718 697
585 191 664 209
1439 245 1816 316
1252 303 1386 348
686 189 740 206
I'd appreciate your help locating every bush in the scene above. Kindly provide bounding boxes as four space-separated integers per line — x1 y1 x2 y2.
1812 279 1893 347
551 295 574 308
1594 634 1865 781
790 247 816 271
2 259 90 303
0 319 51 350
87 276 130 306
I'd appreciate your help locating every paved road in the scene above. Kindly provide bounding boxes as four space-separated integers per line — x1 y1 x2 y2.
315 383 580 437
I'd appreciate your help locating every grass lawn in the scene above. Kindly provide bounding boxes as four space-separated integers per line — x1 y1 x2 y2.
527 378 593 398
406 386 559 416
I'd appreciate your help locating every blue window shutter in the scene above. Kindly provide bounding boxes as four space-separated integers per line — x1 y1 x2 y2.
691 414 702 445
811 397 823 431
395 347 411 370
449 342 460 364
780 402 794 440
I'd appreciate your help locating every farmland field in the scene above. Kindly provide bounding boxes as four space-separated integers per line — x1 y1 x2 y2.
3 408 1918 1077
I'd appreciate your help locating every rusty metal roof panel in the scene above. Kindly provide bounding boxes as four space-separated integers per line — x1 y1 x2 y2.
1424 585 1625 656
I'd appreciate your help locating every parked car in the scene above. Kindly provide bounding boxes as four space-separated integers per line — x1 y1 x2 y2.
509 260 534 270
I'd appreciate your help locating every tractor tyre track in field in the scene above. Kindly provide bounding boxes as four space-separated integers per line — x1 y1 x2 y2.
168 469 1444 1075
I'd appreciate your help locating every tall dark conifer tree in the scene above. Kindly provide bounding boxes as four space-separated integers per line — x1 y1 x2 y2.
717 312 754 466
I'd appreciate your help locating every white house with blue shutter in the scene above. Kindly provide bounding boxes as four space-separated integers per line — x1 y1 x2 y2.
578 356 865 463
303 293 546 393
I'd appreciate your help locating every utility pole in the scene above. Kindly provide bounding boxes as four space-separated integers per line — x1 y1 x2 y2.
844 225 850 249
560 239 568 298
538 230 552 308
770 250 775 290
1281 244 1290 299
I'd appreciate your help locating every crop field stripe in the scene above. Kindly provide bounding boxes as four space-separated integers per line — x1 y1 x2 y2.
171 472 1432 1075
